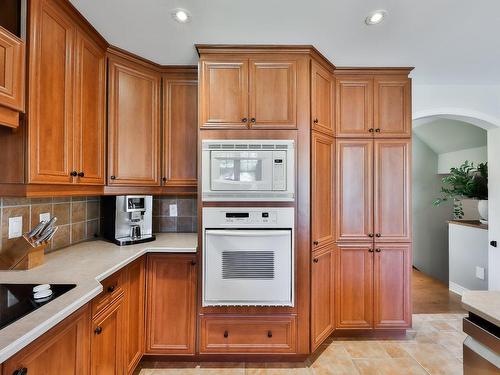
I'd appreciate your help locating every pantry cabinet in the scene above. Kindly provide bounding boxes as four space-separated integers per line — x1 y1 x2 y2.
107 53 161 186
374 77 411 137
146 254 197 355
2 305 90 375
311 61 334 135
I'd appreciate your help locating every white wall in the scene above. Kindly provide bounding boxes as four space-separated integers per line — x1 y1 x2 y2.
488 129 500 290
437 146 487 174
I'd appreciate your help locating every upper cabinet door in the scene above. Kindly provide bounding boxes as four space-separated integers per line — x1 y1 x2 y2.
248 58 297 129
108 56 161 186
74 30 106 185
373 243 411 329
28 0 75 184
163 76 198 187
336 139 373 242
374 77 411 137
336 76 373 138
374 139 411 242
312 131 335 250
311 61 334 135
200 59 248 128
0 26 24 113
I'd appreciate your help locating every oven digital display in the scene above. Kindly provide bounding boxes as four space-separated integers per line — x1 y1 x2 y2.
225 212 249 218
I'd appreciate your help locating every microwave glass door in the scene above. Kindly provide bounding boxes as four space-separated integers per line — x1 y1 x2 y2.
203 229 293 306
210 151 273 191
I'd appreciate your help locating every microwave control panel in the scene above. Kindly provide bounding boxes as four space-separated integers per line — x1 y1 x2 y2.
272 151 286 191
224 211 278 225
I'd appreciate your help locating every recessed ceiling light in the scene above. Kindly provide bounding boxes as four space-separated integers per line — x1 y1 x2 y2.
365 10 387 25
172 8 191 23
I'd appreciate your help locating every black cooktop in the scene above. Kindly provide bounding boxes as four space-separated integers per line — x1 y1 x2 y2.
0 284 76 330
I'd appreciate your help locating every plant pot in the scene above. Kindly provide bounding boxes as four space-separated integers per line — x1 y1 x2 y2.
478 200 488 223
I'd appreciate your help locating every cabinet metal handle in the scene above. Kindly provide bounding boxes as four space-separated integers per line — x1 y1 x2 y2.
375 128 381 133
369 128 374 133
313 258 319 263
375 248 381 252
223 330 229 338
110 175 116 180
375 233 381 238
267 330 273 338
162 177 167 182
368 249 374 253
107 285 115 293
313 240 319 245
191 260 197 266
94 326 103 335
13 368 28 375
368 233 374 238
78 171 84 177
313 118 319 124
250 118 256 123
70 171 78 177
241 118 248 123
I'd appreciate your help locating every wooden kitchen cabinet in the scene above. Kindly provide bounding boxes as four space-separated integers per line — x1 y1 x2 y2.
311 131 335 250
374 76 411 137
162 72 198 188
146 254 197 355
91 295 125 375
0 25 24 128
311 61 334 135
107 53 161 186
311 245 335 350
335 243 374 329
373 243 411 329
2 305 90 375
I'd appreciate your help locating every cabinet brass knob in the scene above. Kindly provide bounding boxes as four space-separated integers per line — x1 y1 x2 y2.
107 285 115 293
368 249 374 253
313 118 319 124
375 248 381 252
313 258 319 263
368 233 374 238
313 240 319 245
241 118 248 123
223 330 229 338
191 260 197 266
369 128 374 133
78 171 84 177
375 233 381 238
267 330 273 338
94 326 103 335
375 128 381 133
250 118 256 123
110 175 116 180
70 171 78 177
13 368 28 375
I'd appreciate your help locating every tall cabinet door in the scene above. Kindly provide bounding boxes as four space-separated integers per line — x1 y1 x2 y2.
108 56 161 185
374 77 411 137
335 243 373 329
374 243 411 329
311 245 335 350
335 76 373 138
162 76 198 187
74 30 106 185
374 139 411 242
311 61 334 135
312 131 335 250
336 140 373 242
200 59 248 128
28 0 75 184
248 58 297 129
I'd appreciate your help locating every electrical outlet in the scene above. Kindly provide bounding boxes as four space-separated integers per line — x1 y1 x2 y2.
39 212 51 223
169 204 178 217
8 216 23 239
476 266 485 280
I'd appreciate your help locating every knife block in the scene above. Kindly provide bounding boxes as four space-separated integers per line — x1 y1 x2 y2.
0 235 46 270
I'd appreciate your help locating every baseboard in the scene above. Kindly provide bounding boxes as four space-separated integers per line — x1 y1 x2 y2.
449 281 469 296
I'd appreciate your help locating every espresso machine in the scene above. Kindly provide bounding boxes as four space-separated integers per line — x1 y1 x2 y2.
101 195 155 245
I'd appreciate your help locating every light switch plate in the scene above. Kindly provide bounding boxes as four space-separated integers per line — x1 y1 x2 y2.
39 212 51 223
475 266 485 280
8 216 23 239
169 204 178 217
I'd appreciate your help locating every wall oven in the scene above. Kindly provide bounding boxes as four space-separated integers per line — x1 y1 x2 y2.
201 140 294 201
202 207 294 307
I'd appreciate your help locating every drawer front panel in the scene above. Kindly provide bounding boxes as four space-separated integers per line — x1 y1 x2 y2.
91 271 125 317
200 315 297 354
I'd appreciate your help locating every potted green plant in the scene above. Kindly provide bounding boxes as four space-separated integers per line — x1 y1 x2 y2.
433 161 488 221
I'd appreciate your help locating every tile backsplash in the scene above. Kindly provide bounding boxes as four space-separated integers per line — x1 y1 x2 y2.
0 196 100 253
153 196 197 233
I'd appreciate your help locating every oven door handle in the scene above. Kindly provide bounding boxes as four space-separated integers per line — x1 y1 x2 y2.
206 230 290 237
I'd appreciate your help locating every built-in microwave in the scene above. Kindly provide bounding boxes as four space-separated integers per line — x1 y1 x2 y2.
201 140 295 201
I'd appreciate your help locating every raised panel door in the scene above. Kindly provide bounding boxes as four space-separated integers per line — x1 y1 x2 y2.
335 243 373 329
108 56 161 185
0 26 24 113
373 243 411 328
28 0 75 183
91 296 125 375
163 76 198 187
374 139 411 242
200 59 248 128
146 254 196 355
336 77 373 137
249 59 297 128
374 77 411 137
2 305 90 375
336 139 373 242
311 245 335 350
312 131 335 250
311 61 334 135
124 258 145 375
74 30 106 185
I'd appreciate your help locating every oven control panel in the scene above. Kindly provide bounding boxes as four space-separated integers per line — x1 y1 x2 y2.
203 207 294 229
224 211 278 224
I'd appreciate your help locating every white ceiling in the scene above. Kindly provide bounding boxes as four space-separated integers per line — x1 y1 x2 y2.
69 0 500 84
413 118 487 154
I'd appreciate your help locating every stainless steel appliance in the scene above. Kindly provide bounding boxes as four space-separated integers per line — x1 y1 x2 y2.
201 140 295 201
463 314 500 374
101 195 155 246
202 207 294 307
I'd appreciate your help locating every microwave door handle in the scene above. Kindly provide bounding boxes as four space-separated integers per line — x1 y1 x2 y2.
206 230 289 237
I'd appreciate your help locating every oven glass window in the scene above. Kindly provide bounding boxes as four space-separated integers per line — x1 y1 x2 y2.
219 159 263 182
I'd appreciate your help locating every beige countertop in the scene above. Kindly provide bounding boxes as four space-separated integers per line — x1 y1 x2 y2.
0 233 197 363
462 291 500 327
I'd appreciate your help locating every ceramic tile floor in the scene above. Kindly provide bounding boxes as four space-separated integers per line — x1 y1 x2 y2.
137 313 467 375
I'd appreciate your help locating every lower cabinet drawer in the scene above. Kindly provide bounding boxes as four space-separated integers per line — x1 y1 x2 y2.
91 271 125 318
200 315 297 354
